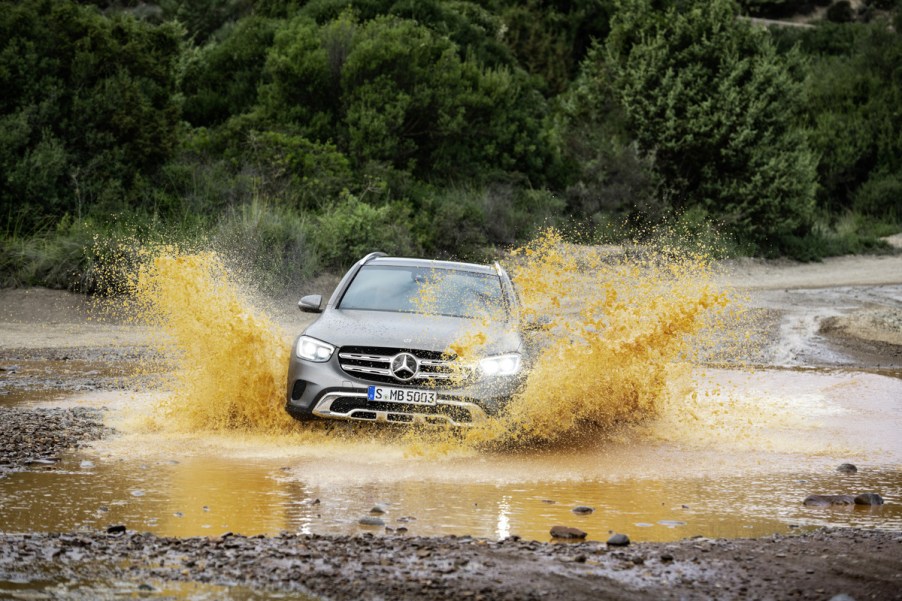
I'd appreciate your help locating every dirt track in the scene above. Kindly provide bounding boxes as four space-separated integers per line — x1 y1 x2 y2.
1 253 901 599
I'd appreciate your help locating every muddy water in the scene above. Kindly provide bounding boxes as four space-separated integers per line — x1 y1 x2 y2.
2 238 900 545
1 367 900 543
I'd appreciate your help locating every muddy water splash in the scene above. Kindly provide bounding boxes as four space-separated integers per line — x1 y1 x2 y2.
127 250 296 433
116 230 733 449
455 229 731 446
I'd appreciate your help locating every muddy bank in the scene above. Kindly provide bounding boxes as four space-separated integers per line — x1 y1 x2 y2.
0 407 110 478
0 528 899 600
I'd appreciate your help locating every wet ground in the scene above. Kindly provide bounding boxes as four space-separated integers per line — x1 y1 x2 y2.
1 254 901 599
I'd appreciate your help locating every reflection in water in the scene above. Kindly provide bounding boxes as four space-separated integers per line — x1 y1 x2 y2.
1 452 899 543
2 366 900 544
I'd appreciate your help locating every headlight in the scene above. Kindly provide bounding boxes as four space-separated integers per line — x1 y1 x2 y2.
479 353 521 376
296 336 335 362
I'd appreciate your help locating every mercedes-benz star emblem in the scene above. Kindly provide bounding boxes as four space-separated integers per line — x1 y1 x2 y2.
390 352 419 382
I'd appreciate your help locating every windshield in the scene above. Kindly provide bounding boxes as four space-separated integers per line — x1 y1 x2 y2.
338 265 506 319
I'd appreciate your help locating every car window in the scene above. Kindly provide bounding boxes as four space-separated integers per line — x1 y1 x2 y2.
338 265 506 319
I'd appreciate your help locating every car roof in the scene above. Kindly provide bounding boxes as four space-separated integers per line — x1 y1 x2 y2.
367 256 498 276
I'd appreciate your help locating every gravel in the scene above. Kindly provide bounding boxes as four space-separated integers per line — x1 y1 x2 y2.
0 407 111 478
0 528 899 600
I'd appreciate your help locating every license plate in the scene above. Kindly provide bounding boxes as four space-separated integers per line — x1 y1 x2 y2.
367 385 436 405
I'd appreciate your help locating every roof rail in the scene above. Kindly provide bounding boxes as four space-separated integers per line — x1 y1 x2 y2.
360 251 387 264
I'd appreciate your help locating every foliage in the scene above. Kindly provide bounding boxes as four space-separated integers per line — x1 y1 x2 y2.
3 0 902 292
0 0 182 232
489 0 616 94
797 22 902 213
213 197 319 295
314 194 416 268
180 16 277 126
853 171 902 219
553 49 661 225
261 11 552 182
598 0 819 249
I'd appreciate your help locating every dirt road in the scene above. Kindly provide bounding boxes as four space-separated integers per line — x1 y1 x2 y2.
1 253 901 600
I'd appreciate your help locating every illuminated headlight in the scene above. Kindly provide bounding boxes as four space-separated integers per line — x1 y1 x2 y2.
296 336 335 362
479 353 521 376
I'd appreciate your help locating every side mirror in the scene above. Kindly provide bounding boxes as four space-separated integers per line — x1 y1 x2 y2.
298 294 323 313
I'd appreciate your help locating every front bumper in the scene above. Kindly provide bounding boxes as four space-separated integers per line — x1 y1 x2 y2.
285 353 523 427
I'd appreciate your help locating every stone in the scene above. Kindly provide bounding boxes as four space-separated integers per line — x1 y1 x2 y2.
358 517 385 527
370 504 387 515
836 463 858 474
550 526 587 539
607 533 630 547
106 525 126 534
571 506 594 515
803 495 856 506
853 493 884 506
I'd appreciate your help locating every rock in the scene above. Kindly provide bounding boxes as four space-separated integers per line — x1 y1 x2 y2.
550 526 587 539
660 553 674 562
853 493 884 506
370 504 387 515
106 525 126 534
836 463 858 474
571 506 594 515
607 533 630 547
358 517 385 527
803 495 856 506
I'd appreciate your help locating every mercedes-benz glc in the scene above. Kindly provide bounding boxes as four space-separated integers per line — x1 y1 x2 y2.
285 253 527 426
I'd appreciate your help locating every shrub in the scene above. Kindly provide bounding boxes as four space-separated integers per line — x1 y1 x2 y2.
598 0 818 249
314 194 416 268
826 1 856 22
853 172 902 219
0 0 182 232
214 198 319 295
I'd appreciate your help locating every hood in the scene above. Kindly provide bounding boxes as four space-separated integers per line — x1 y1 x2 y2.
304 309 521 356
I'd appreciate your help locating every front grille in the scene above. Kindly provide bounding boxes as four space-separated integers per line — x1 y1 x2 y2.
338 346 468 386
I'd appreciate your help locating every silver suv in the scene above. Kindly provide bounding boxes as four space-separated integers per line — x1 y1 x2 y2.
285 253 527 426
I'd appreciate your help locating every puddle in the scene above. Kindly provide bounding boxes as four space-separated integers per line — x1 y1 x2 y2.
0 358 151 407
1 367 899 544
0 575 316 600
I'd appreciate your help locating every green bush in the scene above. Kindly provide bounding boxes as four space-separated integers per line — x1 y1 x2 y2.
314 194 416 268
214 198 319 295
598 0 818 249
826 1 855 22
261 11 551 182
853 172 902 219
180 16 278 126
0 0 182 233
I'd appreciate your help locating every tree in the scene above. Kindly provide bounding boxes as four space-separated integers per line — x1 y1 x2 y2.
180 16 278 126
262 11 551 181
0 0 181 230
597 0 818 247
